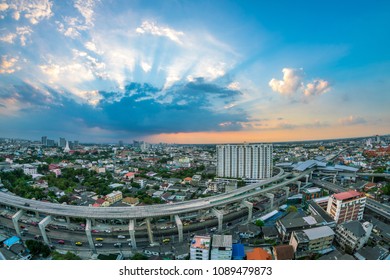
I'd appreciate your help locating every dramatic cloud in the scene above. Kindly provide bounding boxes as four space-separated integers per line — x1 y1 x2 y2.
0 0 53 24
338 115 367 126
0 56 19 74
0 79 247 138
269 68 304 95
269 67 331 99
136 21 184 44
304 79 330 96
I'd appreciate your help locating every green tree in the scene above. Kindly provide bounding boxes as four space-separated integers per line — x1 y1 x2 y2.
51 251 81 260
255 220 264 227
287 205 298 213
25 240 51 258
131 253 148 260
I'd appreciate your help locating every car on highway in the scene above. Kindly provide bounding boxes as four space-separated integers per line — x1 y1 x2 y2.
162 238 170 243
91 229 99 233
117 235 126 239
104 230 111 233
114 243 122 247
160 226 167 229
75 242 83 246
57 240 65 244
95 243 103 247
96 237 104 241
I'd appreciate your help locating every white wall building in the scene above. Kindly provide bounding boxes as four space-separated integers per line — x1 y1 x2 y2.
326 190 366 224
190 235 211 260
335 220 373 253
217 143 273 179
210 235 233 260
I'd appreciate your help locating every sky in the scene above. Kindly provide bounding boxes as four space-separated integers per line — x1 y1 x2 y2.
0 0 389 144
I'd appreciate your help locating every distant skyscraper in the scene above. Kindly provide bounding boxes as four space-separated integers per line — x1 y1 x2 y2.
74 140 79 147
46 139 56 147
217 143 273 179
59 137 66 148
376 135 380 143
119 140 123 147
41 136 47 146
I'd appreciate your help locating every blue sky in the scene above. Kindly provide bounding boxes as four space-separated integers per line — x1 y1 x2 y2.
0 0 389 143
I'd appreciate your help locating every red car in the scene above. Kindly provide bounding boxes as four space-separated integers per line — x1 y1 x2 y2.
57 240 65 244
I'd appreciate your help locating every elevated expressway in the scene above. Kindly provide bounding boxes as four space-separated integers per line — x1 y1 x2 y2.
0 167 313 250
311 179 390 221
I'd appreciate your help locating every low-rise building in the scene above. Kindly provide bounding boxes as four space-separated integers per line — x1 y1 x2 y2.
273 245 294 260
335 220 373 253
246 248 272 260
210 235 232 260
290 226 335 258
105 190 122 204
190 235 211 260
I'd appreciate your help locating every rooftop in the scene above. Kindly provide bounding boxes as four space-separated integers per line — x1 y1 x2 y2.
212 235 232 248
191 235 211 250
303 225 335 240
246 248 272 260
333 190 363 201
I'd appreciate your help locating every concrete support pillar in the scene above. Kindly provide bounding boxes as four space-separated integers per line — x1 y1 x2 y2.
175 215 183 243
128 219 137 249
265 193 274 209
211 208 223 232
145 218 154 244
297 181 301 193
310 171 313 180
283 186 290 199
38 216 52 246
85 219 96 252
333 175 337 184
305 175 309 184
91 218 96 226
35 211 40 218
12 210 24 237
65 216 70 224
240 200 253 222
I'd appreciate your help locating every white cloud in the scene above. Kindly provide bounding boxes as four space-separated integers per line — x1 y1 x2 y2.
269 68 304 95
0 3 9 11
0 55 19 74
338 115 367 126
136 21 184 44
56 0 96 38
140 61 152 73
74 0 96 27
269 67 331 98
304 79 330 96
0 33 17 44
84 41 103 55
16 26 33 46
227 81 240 90
3 0 53 24
0 26 33 46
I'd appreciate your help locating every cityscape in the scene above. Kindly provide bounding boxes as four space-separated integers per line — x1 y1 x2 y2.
0 135 389 260
0 0 389 263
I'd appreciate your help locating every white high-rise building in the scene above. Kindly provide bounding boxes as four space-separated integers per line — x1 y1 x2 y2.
190 235 211 260
217 143 273 179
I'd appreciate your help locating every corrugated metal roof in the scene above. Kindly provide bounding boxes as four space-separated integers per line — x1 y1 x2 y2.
212 235 232 248
303 226 334 240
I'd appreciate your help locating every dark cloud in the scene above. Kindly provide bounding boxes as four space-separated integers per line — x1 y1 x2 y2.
0 80 248 140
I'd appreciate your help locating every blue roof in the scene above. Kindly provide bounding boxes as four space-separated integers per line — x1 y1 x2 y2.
334 164 359 172
232 244 245 259
4 236 20 247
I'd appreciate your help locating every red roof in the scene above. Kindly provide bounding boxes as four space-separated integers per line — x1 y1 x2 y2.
333 190 362 201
